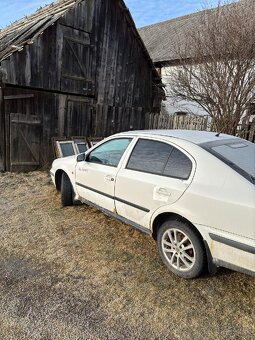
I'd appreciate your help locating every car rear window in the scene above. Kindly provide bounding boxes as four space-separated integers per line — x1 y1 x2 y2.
201 139 255 184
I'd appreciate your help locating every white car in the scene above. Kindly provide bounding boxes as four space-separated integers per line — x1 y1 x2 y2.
50 130 255 278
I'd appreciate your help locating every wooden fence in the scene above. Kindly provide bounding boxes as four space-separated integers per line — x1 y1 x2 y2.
236 121 255 143
147 113 210 131
146 113 255 143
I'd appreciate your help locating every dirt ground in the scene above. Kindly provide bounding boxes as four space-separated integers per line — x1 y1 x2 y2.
0 171 254 340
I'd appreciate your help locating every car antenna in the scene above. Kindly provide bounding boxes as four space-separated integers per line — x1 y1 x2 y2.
215 131 222 137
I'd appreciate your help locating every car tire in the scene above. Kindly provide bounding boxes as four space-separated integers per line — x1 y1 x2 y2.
157 219 206 279
61 172 74 207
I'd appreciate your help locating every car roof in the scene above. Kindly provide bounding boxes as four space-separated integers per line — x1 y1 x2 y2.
117 129 238 145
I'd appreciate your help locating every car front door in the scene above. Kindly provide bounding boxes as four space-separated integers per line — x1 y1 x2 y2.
114 138 195 228
75 137 132 211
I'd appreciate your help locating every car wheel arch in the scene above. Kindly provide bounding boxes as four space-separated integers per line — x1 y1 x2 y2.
55 169 65 191
151 212 217 275
152 212 202 242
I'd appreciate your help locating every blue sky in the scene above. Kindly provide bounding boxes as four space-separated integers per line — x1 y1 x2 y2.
126 0 221 27
0 0 222 29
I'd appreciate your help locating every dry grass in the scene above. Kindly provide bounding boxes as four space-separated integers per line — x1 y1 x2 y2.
0 171 254 340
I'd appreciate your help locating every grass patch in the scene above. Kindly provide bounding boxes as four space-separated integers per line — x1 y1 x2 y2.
0 171 254 339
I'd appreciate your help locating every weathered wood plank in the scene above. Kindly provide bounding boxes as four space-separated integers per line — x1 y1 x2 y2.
10 119 41 125
0 87 5 170
4 94 34 100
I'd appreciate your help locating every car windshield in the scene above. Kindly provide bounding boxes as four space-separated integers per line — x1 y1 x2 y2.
201 139 255 184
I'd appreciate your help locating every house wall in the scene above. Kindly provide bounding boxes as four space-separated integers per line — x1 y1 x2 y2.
161 66 208 116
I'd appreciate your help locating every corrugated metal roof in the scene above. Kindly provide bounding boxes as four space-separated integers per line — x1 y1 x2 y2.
0 0 82 61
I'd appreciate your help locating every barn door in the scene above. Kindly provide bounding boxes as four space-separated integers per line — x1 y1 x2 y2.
64 97 93 137
10 113 41 172
4 91 42 172
59 25 95 96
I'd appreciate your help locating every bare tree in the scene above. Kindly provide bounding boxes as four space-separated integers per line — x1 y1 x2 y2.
167 0 255 135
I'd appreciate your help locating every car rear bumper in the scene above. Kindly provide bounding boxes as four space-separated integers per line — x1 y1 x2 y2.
195 223 255 276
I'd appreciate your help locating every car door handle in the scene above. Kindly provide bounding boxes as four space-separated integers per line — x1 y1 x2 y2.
156 188 171 196
105 175 114 182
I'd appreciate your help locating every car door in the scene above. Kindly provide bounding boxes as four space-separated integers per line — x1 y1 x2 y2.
75 137 132 211
115 138 195 228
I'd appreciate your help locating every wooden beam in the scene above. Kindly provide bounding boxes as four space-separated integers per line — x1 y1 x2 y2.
11 119 41 125
4 94 34 100
11 162 40 166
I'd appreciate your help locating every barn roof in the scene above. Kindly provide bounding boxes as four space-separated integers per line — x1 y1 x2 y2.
0 0 156 74
138 1 244 64
0 0 84 61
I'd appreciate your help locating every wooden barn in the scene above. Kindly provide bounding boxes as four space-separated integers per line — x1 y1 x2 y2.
0 0 162 172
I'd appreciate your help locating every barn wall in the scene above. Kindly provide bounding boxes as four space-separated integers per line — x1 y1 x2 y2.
2 0 159 113
57 0 160 135
0 0 161 170
95 0 154 110
2 86 94 171
0 86 5 171
2 25 59 91
59 0 156 111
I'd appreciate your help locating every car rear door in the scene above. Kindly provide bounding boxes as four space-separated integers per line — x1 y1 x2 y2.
115 138 195 228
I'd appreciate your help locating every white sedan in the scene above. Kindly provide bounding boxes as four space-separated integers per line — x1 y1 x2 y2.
50 130 255 279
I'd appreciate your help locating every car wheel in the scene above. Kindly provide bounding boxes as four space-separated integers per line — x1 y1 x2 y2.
157 219 206 279
61 172 74 207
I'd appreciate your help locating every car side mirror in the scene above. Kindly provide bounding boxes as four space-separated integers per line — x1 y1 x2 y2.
77 153 87 162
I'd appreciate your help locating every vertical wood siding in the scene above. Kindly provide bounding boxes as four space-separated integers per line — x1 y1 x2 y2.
0 87 5 170
0 0 161 170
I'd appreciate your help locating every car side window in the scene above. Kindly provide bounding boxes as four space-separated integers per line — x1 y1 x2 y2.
163 148 192 179
127 139 173 174
87 138 132 167
126 138 192 179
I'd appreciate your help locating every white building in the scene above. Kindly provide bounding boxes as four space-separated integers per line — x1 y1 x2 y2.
138 9 211 116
